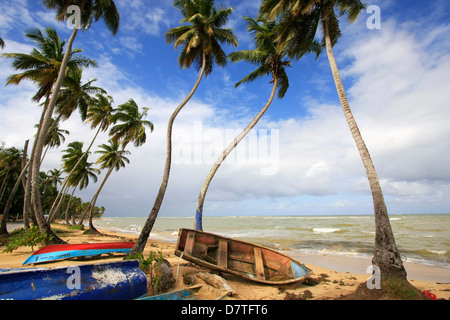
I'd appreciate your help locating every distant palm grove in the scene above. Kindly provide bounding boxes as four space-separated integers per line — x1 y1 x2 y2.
1 0 409 285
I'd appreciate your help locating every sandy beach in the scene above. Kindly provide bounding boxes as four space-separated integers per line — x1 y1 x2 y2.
1 222 449 300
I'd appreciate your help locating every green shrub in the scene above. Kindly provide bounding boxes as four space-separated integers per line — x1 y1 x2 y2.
3 226 53 253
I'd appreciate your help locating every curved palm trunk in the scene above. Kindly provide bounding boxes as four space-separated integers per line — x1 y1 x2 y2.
31 28 79 244
85 163 115 232
323 20 406 279
194 78 278 231
130 53 207 254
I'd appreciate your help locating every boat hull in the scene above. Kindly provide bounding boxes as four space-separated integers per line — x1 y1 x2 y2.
0 260 147 300
23 242 135 265
175 228 311 285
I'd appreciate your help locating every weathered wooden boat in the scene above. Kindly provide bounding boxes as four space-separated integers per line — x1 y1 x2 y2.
0 260 147 300
23 242 135 265
175 228 311 285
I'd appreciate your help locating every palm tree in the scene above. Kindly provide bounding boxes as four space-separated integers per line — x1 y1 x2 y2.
83 140 130 233
38 118 70 162
261 0 407 281
59 141 99 224
194 17 320 230
0 147 23 235
3 27 96 242
0 36 5 49
30 0 119 241
48 91 110 220
130 0 238 255
57 67 106 122
109 99 153 149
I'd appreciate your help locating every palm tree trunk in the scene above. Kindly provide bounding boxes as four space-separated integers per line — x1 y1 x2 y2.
130 53 207 254
0 161 30 235
86 164 115 232
30 27 79 244
64 188 76 225
194 78 279 231
323 20 406 279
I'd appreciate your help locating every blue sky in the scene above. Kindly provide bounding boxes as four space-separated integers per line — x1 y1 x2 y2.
1 0 449 218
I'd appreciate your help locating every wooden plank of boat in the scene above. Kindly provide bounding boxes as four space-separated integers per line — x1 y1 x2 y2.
22 242 135 265
175 228 311 285
0 260 147 300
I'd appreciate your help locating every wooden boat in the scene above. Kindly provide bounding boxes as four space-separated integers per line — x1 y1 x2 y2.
175 228 311 285
22 242 135 265
0 260 147 300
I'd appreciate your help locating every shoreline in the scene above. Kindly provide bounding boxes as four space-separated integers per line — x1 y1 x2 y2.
1 222 449 300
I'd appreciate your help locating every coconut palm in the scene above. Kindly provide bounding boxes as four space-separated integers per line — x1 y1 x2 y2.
261 0 407 281
0 147 24 235
83 140 130 233
130 0 238 255
57 67 106 122
3 27 96 242
109 99 153 149
48 92 111 220
194 17 320 230
59 141 99 224
29 0 119 241
37 118 70 162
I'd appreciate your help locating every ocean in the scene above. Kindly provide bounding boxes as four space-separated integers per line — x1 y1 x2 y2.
93 214 450 269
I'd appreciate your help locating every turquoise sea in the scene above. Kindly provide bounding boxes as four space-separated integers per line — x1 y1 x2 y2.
93 214 450 269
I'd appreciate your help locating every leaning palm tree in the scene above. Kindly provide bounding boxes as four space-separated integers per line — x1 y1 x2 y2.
83 140 130 233
0 147 23 235
261 0 408 283
49 92 111 220
3 27 96 242
29 0 119 241
194 17 320 230
58 141 99 224
130 0 238 255
38 118 70 162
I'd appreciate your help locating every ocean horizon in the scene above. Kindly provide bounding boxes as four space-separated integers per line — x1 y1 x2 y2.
92 213 450 270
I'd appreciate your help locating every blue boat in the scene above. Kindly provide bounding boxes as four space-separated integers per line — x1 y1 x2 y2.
0 260 147 300
137 285 202 300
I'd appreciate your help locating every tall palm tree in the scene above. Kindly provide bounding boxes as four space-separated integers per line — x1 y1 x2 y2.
3 27 96 242
38 118 70 162
84 140 130 233
261 0 407 280
30 0 119 242
48 91 110 220
130 0 238 255
194 17 320 230
109 99 153 149
56 67 106 122
59 141 99 224
0 147 23 235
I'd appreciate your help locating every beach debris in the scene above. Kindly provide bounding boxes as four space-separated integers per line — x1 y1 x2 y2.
196 272 236 296
284 290 314 300
157 259 175 293
183 273 196 286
